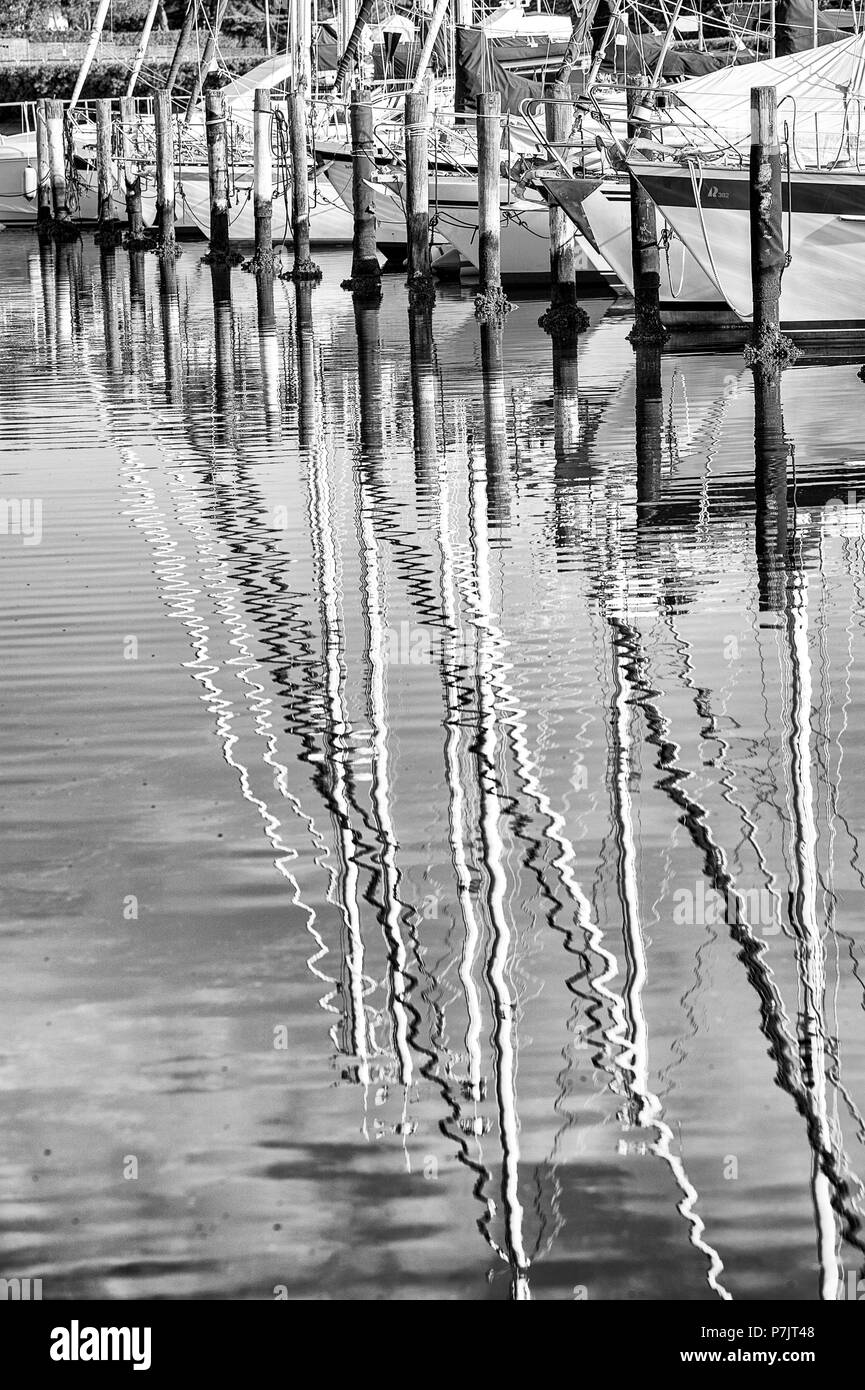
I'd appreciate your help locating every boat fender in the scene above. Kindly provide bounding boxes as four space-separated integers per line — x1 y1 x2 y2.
22 164 37 200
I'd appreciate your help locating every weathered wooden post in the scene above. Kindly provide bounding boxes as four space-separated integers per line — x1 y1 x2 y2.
205 86 232 264
46 99 77 238
287 86 321 280
35 100 52 239
538 82 587 339
747 85 797 367
342 89 381 298
94 98 121 247
404 89 433 302
627 87 666 346
251 88 274 275
475 91 510 324
153 90 177 254
119 95 146 246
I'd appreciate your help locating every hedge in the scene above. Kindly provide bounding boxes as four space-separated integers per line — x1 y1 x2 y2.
0 56 264 103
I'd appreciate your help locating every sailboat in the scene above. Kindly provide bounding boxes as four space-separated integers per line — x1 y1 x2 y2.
626 32 865 331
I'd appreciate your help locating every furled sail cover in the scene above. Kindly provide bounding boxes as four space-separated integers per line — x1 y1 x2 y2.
775 0 845 55
455 27 586 112
454 22 732 109
653 32 865 169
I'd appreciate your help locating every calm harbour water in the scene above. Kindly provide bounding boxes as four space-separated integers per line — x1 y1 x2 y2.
2 230 865 1300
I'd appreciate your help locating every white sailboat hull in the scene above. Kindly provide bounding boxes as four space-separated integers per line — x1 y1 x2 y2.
544 176 734 325
175 166 354 244
322 154 452 261
427 175 615 288
0 133 157 226
631 161 865 331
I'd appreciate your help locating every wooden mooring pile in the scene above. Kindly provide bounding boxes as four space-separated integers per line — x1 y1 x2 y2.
31 79 794 378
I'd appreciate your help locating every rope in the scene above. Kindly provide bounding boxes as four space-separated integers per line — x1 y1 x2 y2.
686 154 746 315
659 224 687 298
782 121 792 276
273 108 292 246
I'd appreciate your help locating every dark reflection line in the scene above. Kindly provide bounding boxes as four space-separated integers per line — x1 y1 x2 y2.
353 368 415 1095
479 324 511 529
473 342 726 1291
634 344 663 520
91 255 381 1099
408 305 437 493
38 240 57 364
256 274 281 442
54 239 82 351
352 300 464 1114
99 250 122 377
294 282 317 450
616 616 865 1276
170 285 367 1078
784 535 842 1298
466 430 530 1299
339 307 517 1224
305 415 372 1095
211 265 236 447
428 413 503 1255
753 362 789 613
159 255 183 406
828 533 865 1012
602 591 730 1297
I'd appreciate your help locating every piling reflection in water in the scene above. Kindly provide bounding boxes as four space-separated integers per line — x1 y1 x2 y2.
158 254 182 406
255 272 281 442
479 322 510 527
99 249 122 378
408 306 437 490
54 238 81 349
211 263 235 445
8 232 865 1301
634 343 663 516
753 361 789 614
294 280 317 449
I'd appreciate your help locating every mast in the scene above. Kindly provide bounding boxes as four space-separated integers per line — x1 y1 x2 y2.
585 0 627 90
298 0 313 93
555 0 600 86
69 0 113 111
412 0 450 93
649 0 686 90
334 0 376 92
184 0 229 123
166 0 197 94
126 0 162 97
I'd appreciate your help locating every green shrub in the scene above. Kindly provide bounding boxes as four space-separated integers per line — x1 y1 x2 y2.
0 56 264 102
